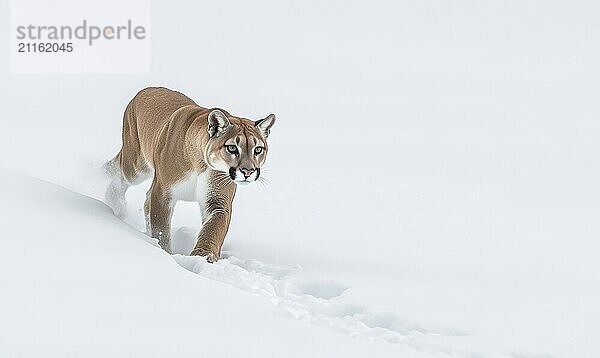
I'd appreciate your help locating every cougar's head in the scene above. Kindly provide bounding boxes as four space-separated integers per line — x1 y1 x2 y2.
204 109 275 185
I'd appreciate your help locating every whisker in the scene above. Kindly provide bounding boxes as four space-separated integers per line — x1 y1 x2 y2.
257 177 269 190
256 179 267 190
258 176 271 184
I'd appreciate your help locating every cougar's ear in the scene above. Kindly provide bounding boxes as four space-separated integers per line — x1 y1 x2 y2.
207 109 231 137
255 114 276 138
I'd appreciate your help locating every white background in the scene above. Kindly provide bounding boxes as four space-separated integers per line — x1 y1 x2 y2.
0 1 599 357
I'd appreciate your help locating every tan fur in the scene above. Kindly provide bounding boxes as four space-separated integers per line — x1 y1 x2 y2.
105 87 275 262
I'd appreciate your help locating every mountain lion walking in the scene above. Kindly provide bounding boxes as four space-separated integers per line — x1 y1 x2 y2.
104 87 276 262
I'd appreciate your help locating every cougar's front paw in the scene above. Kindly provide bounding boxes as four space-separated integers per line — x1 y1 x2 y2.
191 248 219 263
205 252 219 263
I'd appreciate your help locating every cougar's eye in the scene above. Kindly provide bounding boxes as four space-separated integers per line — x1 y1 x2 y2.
226 145 238 154
254 146 264 155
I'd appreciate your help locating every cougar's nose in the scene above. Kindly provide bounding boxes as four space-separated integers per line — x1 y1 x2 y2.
240 167 255 179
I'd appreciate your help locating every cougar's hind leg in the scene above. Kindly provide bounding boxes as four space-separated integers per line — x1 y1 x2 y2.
105 152 131 219
143 189 151 235
105 152 152 219
146 177 174 253
106 101 152 219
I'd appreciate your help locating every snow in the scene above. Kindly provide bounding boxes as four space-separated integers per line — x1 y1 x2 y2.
1 1 599 357
0 169 424 358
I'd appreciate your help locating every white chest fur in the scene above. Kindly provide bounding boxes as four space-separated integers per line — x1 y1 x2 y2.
170 170 211 204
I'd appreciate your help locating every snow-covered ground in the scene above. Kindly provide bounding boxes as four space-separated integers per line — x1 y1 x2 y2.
0 168 440 357
1 1 599 357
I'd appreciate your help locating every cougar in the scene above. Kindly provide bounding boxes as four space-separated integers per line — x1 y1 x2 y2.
104 87 275 262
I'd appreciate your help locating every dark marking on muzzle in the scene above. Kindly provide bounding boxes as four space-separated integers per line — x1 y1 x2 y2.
255 167 260 179
229 167 236 180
